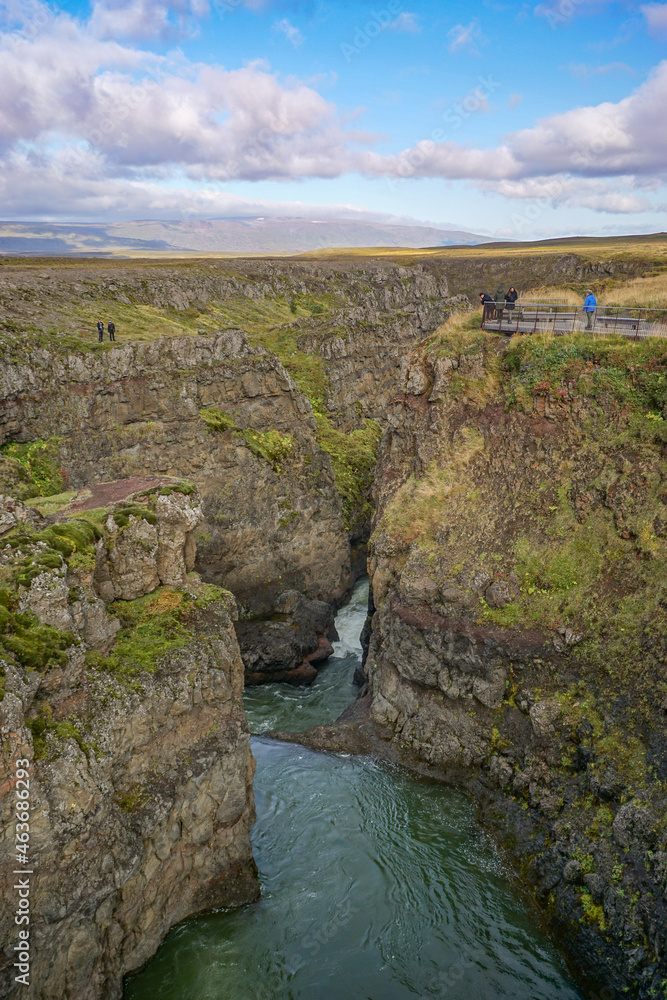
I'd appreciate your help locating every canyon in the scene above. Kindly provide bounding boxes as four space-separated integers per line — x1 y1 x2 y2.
0 247 666 999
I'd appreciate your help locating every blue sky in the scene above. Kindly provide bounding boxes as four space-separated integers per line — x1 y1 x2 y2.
2 0 667 238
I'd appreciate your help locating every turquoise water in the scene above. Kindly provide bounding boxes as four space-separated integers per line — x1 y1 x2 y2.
241 579 369 735
125 580 584 1000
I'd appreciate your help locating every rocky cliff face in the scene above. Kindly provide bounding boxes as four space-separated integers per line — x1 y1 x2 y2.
0 485 258 999
0 259 463 682
0 330 352 612
364 325 667 999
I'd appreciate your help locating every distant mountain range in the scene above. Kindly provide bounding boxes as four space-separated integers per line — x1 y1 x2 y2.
0 218 496 256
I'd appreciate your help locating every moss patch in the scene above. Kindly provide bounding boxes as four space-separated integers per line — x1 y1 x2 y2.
115 784 150 814
86 587 196 684
4 518 102 587
0 594 76 701
199 407 237 433
580 890 606 931
243 429 294 471
112 503 157 529
0 438 66 500
199 408 295 471
26 711 89 761
158 481 197 497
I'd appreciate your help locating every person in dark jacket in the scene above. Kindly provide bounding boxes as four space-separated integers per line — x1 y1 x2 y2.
494 285 506 323
96 319 104 343
505 287 518 310
479 291 494 326
107 321 115 342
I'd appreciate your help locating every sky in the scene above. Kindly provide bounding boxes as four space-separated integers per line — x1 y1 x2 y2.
1 0 666 239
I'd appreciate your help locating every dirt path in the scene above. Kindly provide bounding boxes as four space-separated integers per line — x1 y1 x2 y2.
63 476 174 515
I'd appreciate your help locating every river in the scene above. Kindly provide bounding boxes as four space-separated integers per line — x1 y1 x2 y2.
124 579 584 1000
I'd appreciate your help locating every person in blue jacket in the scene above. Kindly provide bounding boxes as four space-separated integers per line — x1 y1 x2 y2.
583 290 597 330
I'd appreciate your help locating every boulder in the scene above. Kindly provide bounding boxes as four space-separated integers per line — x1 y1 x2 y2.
489 755 513 788
612 801 657 849
235 589 337 685
529 700 561 739
485 580 516 609
155 490 203 589
102 513 160 600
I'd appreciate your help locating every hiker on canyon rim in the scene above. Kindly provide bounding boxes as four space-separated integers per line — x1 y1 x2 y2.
479 291 494 324
583 289 597 330
108 321 116 342
96 319 104 343
494 284 506 322
505 286 518 311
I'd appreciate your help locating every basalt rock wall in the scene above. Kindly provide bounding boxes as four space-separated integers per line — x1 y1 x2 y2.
0 489 258 1000
0 330 352 613
364 333 667 999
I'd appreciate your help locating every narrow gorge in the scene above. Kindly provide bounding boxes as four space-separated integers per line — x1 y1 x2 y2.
1 251 665 999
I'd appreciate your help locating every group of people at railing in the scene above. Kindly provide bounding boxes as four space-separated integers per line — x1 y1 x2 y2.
479 288 597 327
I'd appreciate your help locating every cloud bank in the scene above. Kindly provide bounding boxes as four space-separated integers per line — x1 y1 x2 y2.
0 0 665 220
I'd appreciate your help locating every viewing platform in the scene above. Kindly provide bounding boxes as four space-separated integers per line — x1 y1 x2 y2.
481 301 667 339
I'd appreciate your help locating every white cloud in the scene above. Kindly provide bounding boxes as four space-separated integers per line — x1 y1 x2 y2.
0 9 368 180
274 17 303 47
447 19 486 55
566 61 636 79
89 0 209 40
385 12 422 33
361 60 667 185
0 147 422 223
479 177 653 213
642 3 667 35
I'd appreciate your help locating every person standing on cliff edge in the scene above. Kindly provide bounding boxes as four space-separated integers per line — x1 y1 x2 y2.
494 285 506 323
583 289 597 331
96 319 104 343
108 321 115 342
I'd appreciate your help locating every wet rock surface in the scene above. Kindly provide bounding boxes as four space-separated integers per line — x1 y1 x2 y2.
235 590 337 686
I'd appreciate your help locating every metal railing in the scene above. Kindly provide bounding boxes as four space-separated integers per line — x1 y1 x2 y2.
481 301 667 340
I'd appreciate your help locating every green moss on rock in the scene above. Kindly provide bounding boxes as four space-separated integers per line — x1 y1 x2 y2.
26 711 89 761
6 519 102 587
242 428 294 471
86 587 196 684
315 416 382 530
199 407 237 433
0 603 75 676
112 504 157 528
0 438 66 500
